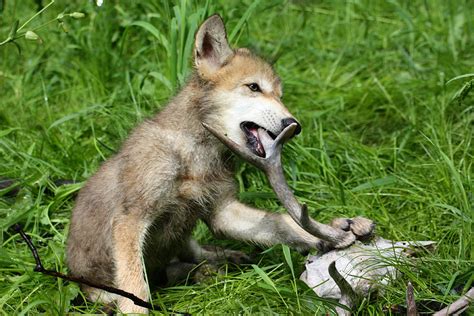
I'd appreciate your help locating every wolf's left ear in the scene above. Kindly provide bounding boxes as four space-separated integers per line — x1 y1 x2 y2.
194 14 233 78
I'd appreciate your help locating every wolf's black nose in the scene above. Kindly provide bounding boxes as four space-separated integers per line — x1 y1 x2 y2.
281 118 302 136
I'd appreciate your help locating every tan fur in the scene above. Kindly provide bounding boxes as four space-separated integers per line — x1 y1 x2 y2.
66 15 374 314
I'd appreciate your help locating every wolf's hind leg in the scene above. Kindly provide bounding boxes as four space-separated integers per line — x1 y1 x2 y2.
165 260 221 285
82 285 117 304
112 213 150 314
178 239 252 265
164 239 251 285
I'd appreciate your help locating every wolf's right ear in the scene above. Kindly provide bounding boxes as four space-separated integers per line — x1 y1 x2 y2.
194 15 233 78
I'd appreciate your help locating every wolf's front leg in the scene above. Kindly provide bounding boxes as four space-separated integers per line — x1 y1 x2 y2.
208 200 325 253
113 213 150 314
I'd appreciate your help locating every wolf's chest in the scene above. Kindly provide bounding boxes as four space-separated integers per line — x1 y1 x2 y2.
176 146 234 206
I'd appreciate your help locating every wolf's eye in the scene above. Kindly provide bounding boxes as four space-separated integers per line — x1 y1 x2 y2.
246 83 262 93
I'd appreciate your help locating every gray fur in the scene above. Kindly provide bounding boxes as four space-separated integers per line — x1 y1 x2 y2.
66 14 374 314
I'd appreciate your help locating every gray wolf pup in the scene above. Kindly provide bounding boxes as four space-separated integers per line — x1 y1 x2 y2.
66 15 374 314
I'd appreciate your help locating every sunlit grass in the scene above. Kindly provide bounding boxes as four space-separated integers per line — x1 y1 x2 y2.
1 0 472 314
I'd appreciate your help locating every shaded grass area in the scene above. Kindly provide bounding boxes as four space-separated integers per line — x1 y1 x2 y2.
1 0 473 314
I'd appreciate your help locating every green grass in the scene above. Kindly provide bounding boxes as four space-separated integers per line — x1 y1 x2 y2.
1 0 473 314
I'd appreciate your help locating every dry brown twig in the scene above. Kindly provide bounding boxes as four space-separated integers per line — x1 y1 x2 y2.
406 281 418 316
404 282 474 316
13 224 190 316
432 287 474 316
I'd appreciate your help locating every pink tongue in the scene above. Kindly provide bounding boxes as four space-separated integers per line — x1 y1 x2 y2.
250 128 264 156
249 128 259 138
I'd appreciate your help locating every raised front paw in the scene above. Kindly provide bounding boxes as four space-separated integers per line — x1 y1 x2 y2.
330 216 375 240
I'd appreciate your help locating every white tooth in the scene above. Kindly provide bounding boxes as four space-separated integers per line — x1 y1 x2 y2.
257 128 273 152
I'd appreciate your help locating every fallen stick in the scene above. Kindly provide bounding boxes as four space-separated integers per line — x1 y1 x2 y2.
406 281 418 316
13 224 190 316
432 287 474 316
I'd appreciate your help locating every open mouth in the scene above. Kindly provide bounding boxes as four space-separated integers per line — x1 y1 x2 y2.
240 121 277 158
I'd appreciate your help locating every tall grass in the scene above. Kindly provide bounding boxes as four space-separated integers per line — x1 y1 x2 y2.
1 0 472 314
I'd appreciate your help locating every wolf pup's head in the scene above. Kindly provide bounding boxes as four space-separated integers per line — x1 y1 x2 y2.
195 15 301 158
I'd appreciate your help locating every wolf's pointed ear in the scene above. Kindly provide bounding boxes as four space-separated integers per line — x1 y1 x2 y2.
194 15 233 78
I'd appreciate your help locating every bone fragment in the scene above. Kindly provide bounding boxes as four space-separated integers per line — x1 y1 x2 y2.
328 261 355 316
202 122 354 248
300 237 436 300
